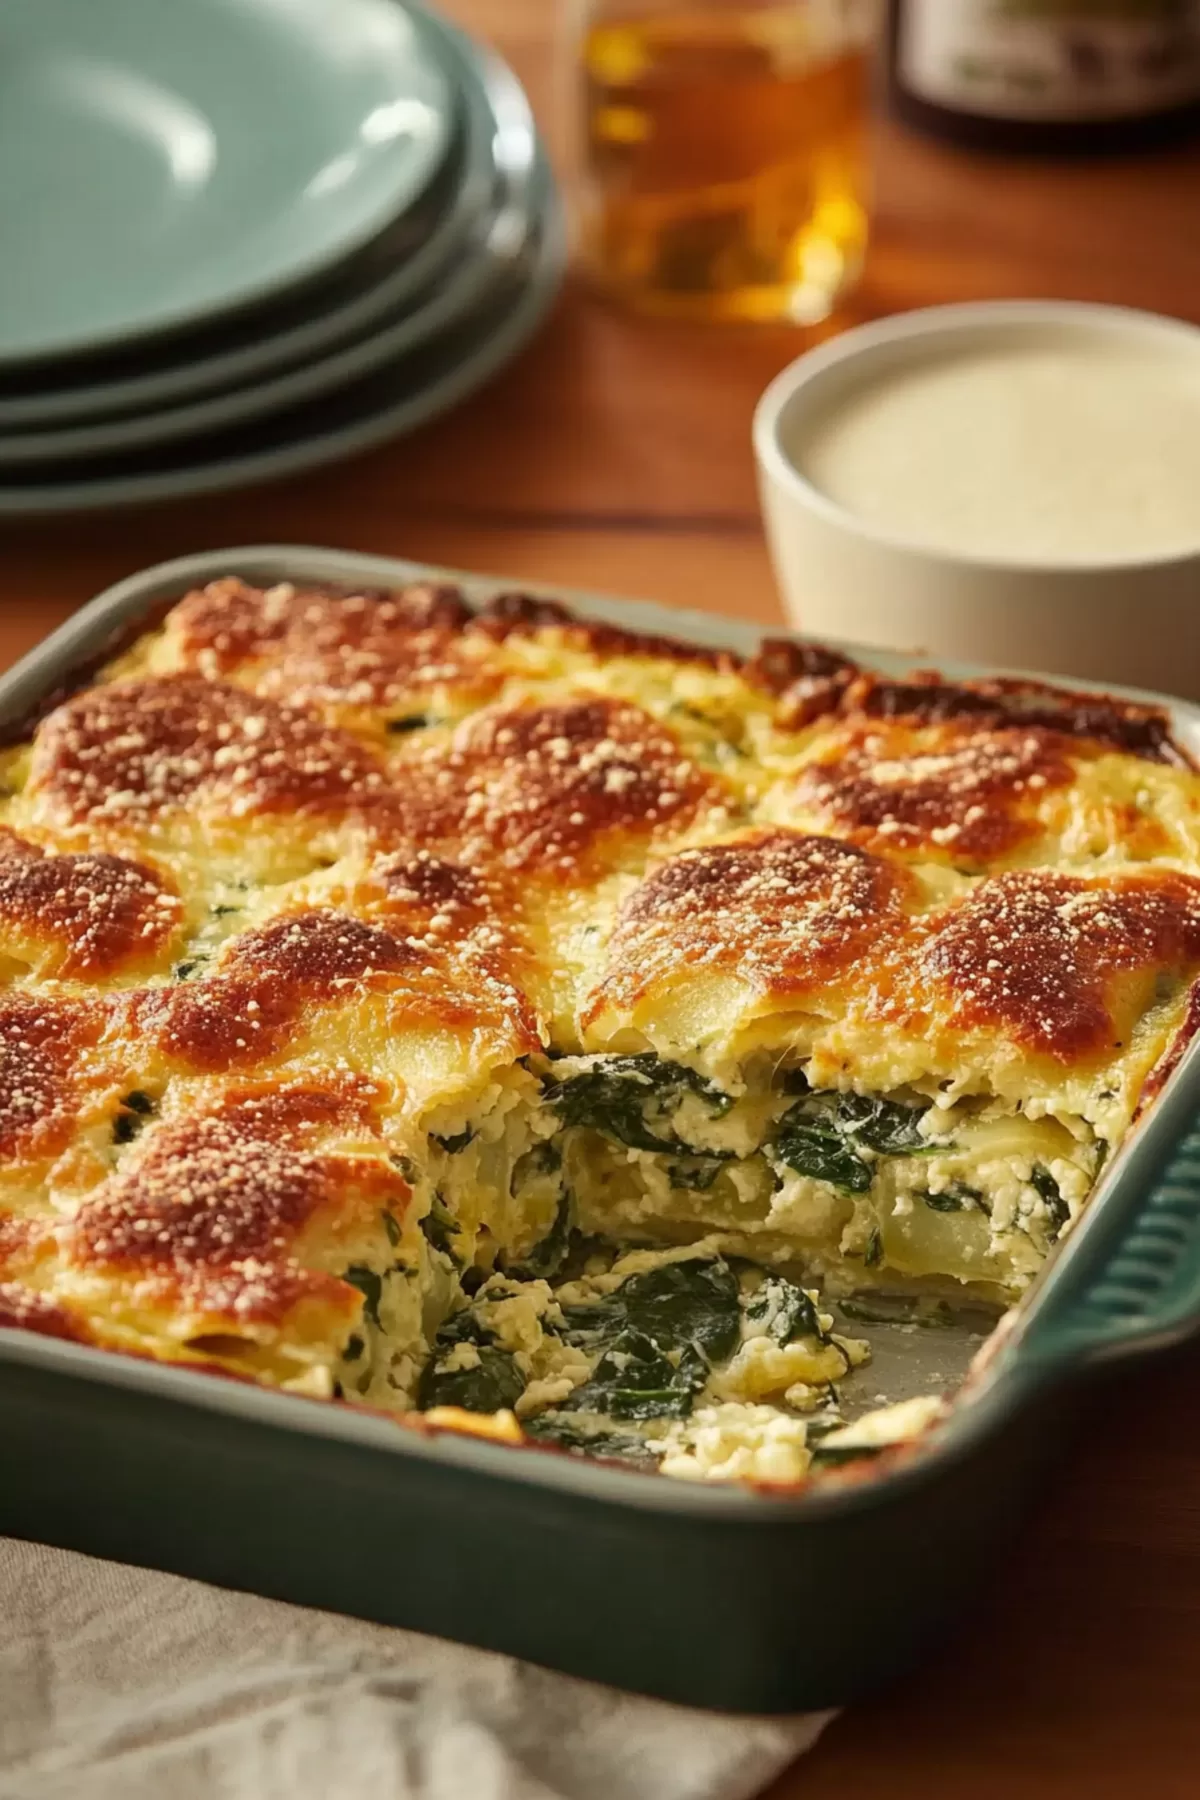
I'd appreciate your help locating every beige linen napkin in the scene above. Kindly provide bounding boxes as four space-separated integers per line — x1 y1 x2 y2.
0 1540 830 1800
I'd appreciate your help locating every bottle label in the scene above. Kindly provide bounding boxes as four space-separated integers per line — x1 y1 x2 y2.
899 0 1200 121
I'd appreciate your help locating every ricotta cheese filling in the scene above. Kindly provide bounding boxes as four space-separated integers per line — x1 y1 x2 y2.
316 1047 1100 1482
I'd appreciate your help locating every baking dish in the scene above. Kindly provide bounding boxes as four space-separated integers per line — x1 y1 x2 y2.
2 544 1200 1715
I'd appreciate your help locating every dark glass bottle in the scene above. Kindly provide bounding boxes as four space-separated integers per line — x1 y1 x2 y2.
887 0 1200 153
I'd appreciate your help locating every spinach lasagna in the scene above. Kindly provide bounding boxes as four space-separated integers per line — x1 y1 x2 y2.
1 575 1198 1487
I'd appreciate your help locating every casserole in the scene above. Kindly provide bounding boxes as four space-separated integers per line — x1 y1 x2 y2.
2 545 1200 1712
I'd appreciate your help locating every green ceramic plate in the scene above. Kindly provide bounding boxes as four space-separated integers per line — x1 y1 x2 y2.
0 11 511 430
0 172 565 514
0 0 454 366
0 34 539 461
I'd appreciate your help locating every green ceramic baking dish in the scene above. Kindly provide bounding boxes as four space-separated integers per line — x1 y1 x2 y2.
2 545 1199 1715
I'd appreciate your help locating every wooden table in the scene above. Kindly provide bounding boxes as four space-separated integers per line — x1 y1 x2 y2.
2 4 1200 1793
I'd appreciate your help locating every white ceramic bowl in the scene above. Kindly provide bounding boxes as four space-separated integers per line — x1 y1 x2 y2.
753 300 1200 699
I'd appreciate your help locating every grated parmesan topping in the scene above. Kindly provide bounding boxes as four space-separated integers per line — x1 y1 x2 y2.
374 695 726 879
589 828 909 1015
67 1084 409 1325
0 994 100 1161
0 831 182 975
919 868 1200 1058
795 721 1074 861
1 571 1199 1432
28 676 388 828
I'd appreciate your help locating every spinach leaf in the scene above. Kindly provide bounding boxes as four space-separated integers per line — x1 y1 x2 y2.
382 1209 402 1248
773 1112 873 1193
836 1094 933 1155
548 1069 674 1154
433 1307 489 1349
543 1054 732 1156
621 1260 741 1362
418 1306 525 1413
342 1333 365 1364
665 1155 728 1192
419 1345 525 1414
633 1054 734 1113
554 1260 742 1427
745 1273 827 1345
864 1227 883 1268
520 1141 562 1176
557 1297 625 1346
809 1439 887 1471
420 1194 461 1263
1031 1165 1069 1239
343 1265 384 1330
567 1330 707 1422
112 1090 156 1145
386 714 433 734
524 1415 658 1465
508 1190 573 1282
432 1127 475 1155
772 1091 935 1193
561 1258 741 1365
920 1180 983 1213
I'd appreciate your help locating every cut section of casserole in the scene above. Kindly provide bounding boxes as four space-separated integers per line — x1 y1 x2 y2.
574 830 1200 1296
2 573 1199 1486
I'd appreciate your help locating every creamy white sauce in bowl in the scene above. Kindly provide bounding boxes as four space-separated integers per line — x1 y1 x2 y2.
790 335 1200 566
752 303 1200 697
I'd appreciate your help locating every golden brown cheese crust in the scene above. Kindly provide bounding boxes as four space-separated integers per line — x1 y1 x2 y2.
587 829 910 1020
136 902 536 1076
64 1084 405 1323
27 675 388 835
371 847 503 929
154 579 746 733
163 577 498 720
141 912 414 1075
0 1078 415 1366
0 830 182 978
378 695 728 880
592 836 1200 1065
168 575 472 668
913 868 1200 1061
0 994 104 1164
841 671 1192 767
742 637 860 728
786 719 1076 863
0 1080 415 1365
0 1279 88 1343
348 851 537 1024
2 571 1200 1392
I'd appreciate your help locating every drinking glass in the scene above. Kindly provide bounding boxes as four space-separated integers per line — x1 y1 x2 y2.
569 0 879 323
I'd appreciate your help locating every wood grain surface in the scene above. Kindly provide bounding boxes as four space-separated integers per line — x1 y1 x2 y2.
1 4 1199 1792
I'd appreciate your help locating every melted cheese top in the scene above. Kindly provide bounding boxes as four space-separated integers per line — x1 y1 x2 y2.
2 573 1199 1367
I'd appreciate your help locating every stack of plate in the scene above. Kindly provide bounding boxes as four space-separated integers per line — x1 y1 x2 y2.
0 0 565 515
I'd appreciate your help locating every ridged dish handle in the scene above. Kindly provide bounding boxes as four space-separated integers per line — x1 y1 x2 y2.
1018 1106 1200 1379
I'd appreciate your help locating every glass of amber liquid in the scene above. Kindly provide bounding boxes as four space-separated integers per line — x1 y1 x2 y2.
571 0 877 324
